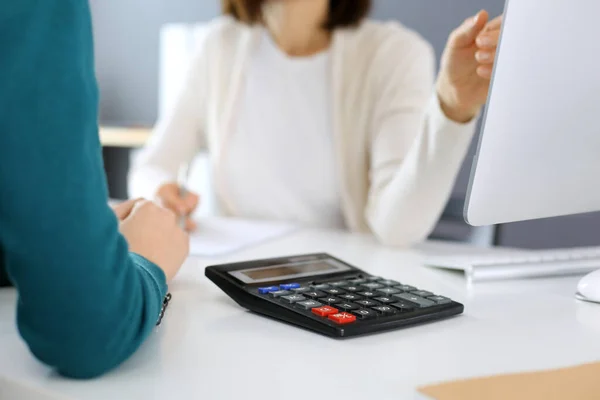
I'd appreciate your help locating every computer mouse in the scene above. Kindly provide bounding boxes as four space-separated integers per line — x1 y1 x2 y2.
576 269 600 304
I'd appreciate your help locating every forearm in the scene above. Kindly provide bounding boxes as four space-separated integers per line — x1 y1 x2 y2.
0 0 167 378
367 95 477 246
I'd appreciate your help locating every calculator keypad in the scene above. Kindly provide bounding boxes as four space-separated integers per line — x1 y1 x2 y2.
341 285 362 292
258 286 280 294
352 309 378 320
357 291 378 298
304 291 327 299
256 276 456 327
361 283 385 290
311 284 330 290
376 287 401 295
292 287 311 294
328 312 356 324
270 290 292 298
329 281 349 287
372 306 397 315
355 299 380 308
391 302 415 312
339 294 362 302
373 297 395 304
336 302 360 311
411 290 434 298
280 283 301 290
321 297 342 305
312 306 339 317
428 296 452 305
324 288 346 296
296 300 322 310
393 293 435 308
281 295 307 303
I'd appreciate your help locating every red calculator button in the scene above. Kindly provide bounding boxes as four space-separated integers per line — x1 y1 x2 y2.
328 312 357 325
312 306 339 317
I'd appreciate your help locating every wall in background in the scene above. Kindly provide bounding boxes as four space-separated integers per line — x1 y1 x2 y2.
91 0 600 249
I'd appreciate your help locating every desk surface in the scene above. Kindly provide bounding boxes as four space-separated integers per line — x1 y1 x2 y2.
99 126 151 148
1 229 599 400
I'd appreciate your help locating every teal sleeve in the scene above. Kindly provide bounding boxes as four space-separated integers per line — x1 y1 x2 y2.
0 0 168 378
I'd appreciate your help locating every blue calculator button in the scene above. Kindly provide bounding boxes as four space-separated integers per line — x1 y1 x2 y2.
280 283 301 290
258 286 280 294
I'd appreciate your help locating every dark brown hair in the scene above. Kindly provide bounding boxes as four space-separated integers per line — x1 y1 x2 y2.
222 0 372 31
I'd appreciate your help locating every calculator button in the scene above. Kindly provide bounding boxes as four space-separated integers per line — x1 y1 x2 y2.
357 291 378 298
348 278 366 284
281 295 307 304
395 285 417 292
329 281 349 287
312 306 339 317
393 293 435 308
310 284 330 290
361 283 385 290
379 279 401 286
373 297 395 304
340 294 363 302
352 309 378 320
296 300 322 310
280 283 301 290
391 302 415 312
292 287 311 294
366 276 383 281
335 302 360 311
321 297 342 305
328 312 357 325
324 288 346 296
427 296 452 305
341 285 362 292
258 286 281 294
355 299 380 308
372 306 397 315
304 291 327 299
270 290 292 298
411 290 434 298
376 287 401 295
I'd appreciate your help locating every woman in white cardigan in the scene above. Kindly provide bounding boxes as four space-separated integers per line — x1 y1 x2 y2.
129 0 502 247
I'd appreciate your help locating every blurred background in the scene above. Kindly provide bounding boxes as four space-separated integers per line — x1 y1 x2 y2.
91 0 600 249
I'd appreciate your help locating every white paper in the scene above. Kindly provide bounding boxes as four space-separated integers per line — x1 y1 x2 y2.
188 217 297 257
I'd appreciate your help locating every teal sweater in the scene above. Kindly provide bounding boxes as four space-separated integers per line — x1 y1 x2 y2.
0 0 168 378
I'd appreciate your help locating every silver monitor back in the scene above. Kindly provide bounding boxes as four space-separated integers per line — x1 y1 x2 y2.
465 0 600 226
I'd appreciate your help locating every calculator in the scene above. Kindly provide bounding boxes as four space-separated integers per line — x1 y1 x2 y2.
205 253 463 338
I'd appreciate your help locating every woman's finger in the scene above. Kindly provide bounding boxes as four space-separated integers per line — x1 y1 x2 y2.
484 15 503 32
449 10 489 48
183 192 200 214
112 198 144 220
477 65 494 79
185 218 198 233
158 190 188 216
475 49 496 65
476 29 500 49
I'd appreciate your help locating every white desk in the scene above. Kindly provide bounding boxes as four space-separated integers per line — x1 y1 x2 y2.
1 229 599 400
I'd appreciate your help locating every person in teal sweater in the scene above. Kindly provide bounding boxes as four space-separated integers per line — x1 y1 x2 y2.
0 0 190 378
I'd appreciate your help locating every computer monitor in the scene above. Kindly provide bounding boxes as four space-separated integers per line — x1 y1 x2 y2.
464 0 600 227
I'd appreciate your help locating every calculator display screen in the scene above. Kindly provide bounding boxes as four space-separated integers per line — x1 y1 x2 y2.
229 259 351 284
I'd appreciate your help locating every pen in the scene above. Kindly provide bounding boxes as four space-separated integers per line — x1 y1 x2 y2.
177 163 190 229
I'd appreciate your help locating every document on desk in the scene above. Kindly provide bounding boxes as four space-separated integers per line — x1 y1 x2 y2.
419 361 600 400
188 217 297 257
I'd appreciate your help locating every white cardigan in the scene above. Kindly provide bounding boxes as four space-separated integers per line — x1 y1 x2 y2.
129 16 477 247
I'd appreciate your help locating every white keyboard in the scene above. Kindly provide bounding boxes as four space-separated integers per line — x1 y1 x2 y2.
424 247 600 282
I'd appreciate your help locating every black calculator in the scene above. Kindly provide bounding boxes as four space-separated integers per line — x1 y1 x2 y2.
205 253 463 338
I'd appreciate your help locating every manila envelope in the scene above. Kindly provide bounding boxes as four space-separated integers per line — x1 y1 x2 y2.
419 362 600 400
